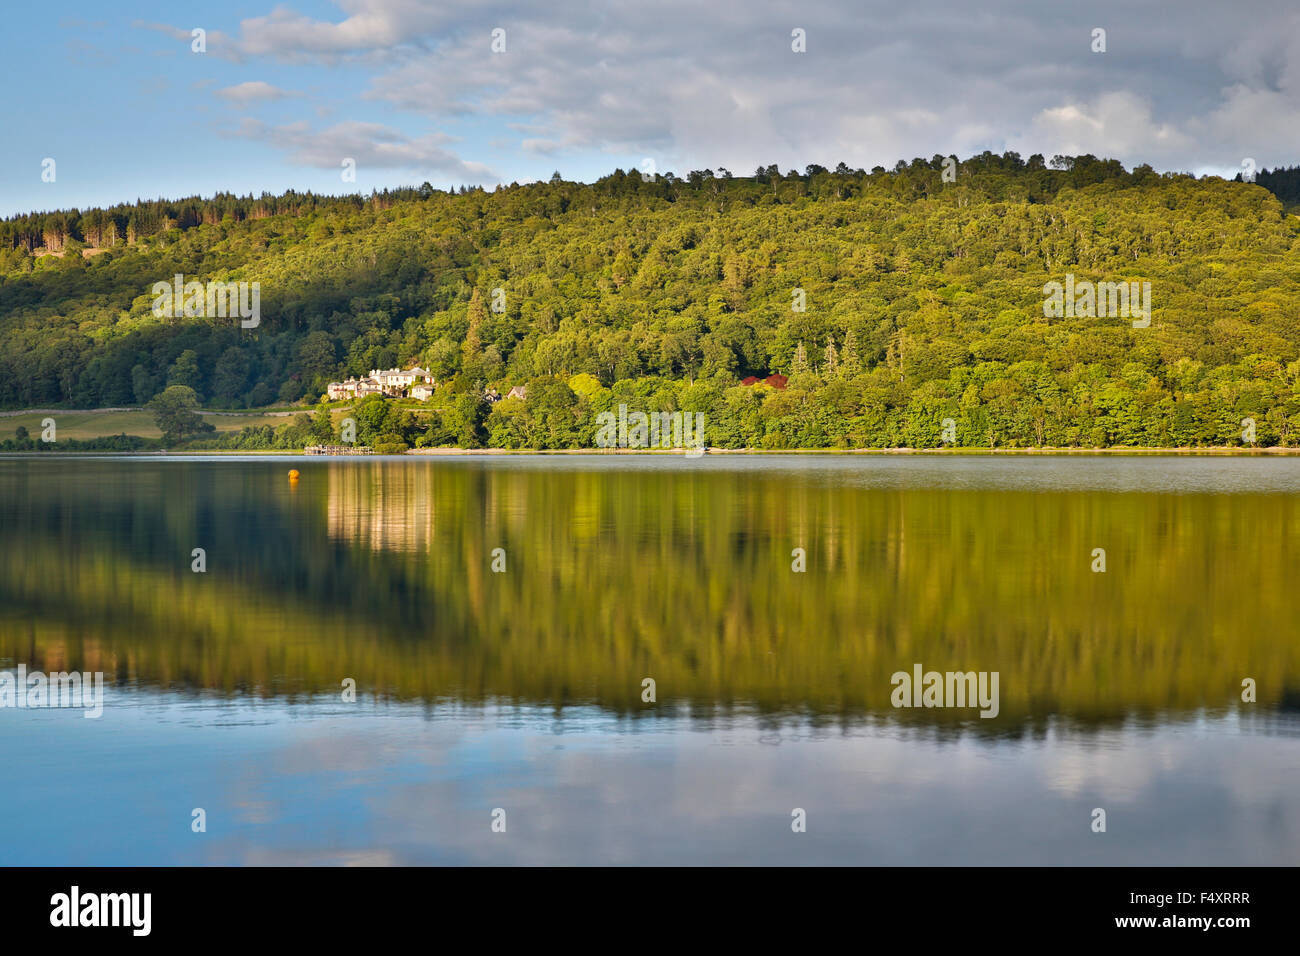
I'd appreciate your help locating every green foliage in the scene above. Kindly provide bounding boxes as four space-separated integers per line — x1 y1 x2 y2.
4 154 1300 447
1244 165 1300 208
309 404 333 444
0 432 160 452
146 385 214 443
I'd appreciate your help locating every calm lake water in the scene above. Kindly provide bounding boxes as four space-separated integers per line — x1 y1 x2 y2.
1 455 1297 865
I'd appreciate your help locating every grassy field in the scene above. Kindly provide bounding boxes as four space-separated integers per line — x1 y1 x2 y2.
0 409 302 440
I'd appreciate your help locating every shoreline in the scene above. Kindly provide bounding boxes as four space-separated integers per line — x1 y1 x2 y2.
408 446 1300 456
3 445 1300 458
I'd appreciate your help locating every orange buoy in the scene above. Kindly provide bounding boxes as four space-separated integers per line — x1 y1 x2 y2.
288 469 300 480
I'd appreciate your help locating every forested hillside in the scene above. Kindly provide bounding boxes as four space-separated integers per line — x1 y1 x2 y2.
2 152 1300 449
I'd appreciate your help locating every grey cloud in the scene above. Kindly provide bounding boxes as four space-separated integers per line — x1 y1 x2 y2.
228 118 498 179
166 0 1300 175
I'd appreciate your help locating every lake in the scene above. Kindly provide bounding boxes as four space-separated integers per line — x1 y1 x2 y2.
1 455 1297 865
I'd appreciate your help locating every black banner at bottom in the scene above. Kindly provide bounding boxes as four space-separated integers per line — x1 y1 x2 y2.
0 866 1278 943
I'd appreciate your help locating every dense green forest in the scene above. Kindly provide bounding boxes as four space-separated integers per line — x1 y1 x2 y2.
2 152 1300 449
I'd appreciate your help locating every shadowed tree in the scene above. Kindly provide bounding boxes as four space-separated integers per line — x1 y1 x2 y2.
147 386 214 443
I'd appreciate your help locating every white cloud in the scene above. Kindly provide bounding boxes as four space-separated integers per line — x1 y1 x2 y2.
1022 92 1196 166
216 81 300 105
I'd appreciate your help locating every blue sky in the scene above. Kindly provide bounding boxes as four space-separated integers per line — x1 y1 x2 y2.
3 0 1299 218
2 1 572 217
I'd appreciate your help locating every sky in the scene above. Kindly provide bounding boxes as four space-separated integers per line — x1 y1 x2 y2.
2 0 1300 217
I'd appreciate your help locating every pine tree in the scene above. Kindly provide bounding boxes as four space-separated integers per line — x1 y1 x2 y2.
823 336 839 374
792 341 810 374
462 288 486 368
840 327 859 372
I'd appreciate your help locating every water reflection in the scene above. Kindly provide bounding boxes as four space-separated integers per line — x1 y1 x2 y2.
4 695 1297 865
1 457 1298 729
2 456 1299 865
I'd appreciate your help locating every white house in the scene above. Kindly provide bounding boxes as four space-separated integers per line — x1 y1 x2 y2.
370 368 414 394
410 384 435 401
326 378 357 401
326 366 435 401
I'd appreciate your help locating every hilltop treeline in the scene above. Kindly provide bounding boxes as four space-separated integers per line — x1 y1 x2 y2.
2 152 1300 448
0 153 1172 253
1243 165 1300 208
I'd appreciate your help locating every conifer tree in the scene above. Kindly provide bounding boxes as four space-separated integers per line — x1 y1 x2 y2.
840 327 859 372
792 341 810 374
462 288 486 369
823 336 839 374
